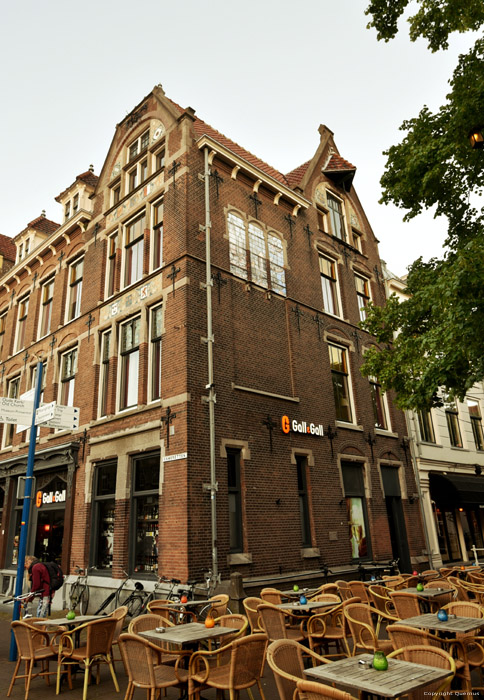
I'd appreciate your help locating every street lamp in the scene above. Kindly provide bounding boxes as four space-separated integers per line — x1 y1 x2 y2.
469 127 484 149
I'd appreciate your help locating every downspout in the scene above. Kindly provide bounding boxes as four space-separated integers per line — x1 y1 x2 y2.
201 147 218 584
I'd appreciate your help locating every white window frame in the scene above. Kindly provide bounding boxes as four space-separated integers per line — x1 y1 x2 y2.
117 316 141 411
149 305 163 403
59 347 78 407
467 398 484 451
0 309 7 357
326 191 347 241
122 213 145 289
355 273 371 322
98 329 112 418
15 296 29 354
128 129 150 162
319 254 342 317
106 232 118 299
151 199 163 271
369 376 391 431
328 343 356 425
38 276 54 339
66 256 84 322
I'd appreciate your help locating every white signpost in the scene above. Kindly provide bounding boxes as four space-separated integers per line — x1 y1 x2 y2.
16 389 36 433
35 402 79 430
0 397 35 426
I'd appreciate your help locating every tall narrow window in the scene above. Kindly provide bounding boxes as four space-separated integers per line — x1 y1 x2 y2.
128 168 138 193
417 410 436 443
227 213 248 280
227 449 243 553
3 376 20 447
124 215 145 287
369 378 389 430
355 274 371 321
25 239 30 256
296 456 311 547
329 344 353 423
67 258 83 321
72 193 79 214
106 233 117 298
248 223 267 287
319 255 340 316
132 452 160 573
268 233 286 295
59 348 77 406
112 185 121 206
65 202 71 220
155 148 165 170
140 159 148 183
15 296 29 353
445 399 462 447
152 200 163 270
99 330 111 418
467 399 484 451
0 310 7 356
342 462 369 559
327 193 346 241
39 278 54 338
92 461 116 570
150 306 162 401
119 316 140 410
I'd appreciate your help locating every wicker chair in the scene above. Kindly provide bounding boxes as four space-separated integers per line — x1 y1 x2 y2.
422 580 455 609
347 581 370 604
307 597 357 659
258 602 307 643
309 583 339 599
204 593 230 618
381 575 406 590
295 678 358 700
389 591 422 619
128 613 181 664
211 613 249 660
343 602 393 656
189 633 267 700
307 594 340 604
367 585 398 635
108 605 128 668
119 632 189 700
421 569 441 580
266 639 332 700
146 599 197 624
400 575 419 588
243 596 265 633
261 587 284 604
56 617 119 700
443 600 484 690
335 581 353 601
447 576 470 601
8 620 58 700
388 644 455 699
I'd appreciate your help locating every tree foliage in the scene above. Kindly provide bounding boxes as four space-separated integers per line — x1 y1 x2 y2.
361 2 484 409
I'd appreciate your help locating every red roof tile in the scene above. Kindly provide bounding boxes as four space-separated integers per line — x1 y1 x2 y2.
0 233 16 262
285 161 311 188
27 216 59 235
55 170 98 201
324 154 356 173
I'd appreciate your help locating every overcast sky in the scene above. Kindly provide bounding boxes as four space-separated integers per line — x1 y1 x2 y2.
0 0 475 276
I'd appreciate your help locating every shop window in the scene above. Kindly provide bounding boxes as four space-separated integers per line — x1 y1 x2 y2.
445 399 463 447
66 257 83 322
131 452 160 573
327 193 346 241
15 296 29 353
59 348 77 406
106 232 117 299
91 461 117 570
355 274 371 322
99 330 111 418
151 199 163 270
319 255 340 316
296 455 311 547
434 507 461 562
227 212 286 295
467 399 484 451
3 375 20 447
369 377 389 430
227 448 243 553
417 410 436 443
123 214 145 288
119 316 140 410
38 277 54 338
329 344 353 423
149 306 162 402
342 462 369 559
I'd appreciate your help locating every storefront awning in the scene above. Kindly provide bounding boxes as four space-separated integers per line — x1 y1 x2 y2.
429 472 484 508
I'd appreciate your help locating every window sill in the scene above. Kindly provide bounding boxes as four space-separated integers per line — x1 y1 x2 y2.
375 429 399 438
419 441 442 448
335 421 363 431
450 446 469 451
300 547 320 559
227 552 252 566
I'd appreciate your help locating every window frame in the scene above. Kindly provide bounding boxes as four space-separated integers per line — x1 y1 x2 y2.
15 295 29 354
151 199 163 271
445 399 463 448
0 309 7 356
467 398 484 451
417 410 436 443
149 305 162 403
128 129 150 163
342 462 370 560
326 192 347 241
355 273 371 322
106 232 118 299
296 455 311 547
227 448 243 553
369 377 390 431
329 343 354 424
59 347 78 407
38 276 54 339
123 213 145 289
118 315 141 411
66 257 84 322
319 254 341 317
2 375 20 447
99 329 112 418
130 452 160 574
90 461 117 571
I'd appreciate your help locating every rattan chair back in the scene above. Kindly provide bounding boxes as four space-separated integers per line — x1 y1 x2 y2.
243 596 264 632
310 583 339 599
387 623 443 650
146 600 196 624
266 639 308 700
258 602 292 641
388 644 455 699
8 621 57 700
390 591 422 619
335 581 353 601
119 632 188 695
343 602 392 655
296 678 358 700
206 593 230 618
261 588 284 604
348 581 369 603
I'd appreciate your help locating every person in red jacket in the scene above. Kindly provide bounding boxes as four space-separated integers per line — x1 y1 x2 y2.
24 555 51 617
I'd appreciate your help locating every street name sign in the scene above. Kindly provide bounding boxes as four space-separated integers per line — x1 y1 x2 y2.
0 398 35 426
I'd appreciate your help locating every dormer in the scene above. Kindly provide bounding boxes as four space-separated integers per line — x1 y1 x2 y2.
55 166 99 226
13 212 59 264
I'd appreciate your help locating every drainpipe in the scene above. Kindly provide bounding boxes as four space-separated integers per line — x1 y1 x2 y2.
201 147 218 584
406 412 434 569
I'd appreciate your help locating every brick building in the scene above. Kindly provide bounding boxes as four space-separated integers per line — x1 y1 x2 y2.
0 85 426 601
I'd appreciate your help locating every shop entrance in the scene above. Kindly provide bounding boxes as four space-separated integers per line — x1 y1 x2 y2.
34 509 64 562
381 466 411 572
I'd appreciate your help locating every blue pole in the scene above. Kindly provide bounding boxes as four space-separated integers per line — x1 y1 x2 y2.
9 361 43 662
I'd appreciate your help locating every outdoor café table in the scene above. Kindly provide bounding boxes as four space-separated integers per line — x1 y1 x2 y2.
280 587 319 598
140 621 238 649
399 613 484 637
305 652 453 700
33 614 108 646
403 586 451 612
277 600 338 613
159 599 213 607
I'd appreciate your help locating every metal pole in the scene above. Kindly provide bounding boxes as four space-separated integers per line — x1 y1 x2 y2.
203 147 218 584
9 361 43 661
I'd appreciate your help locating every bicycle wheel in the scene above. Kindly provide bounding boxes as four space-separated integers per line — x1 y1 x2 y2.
125 593 145 619
69 582 82 611
78 584 89 615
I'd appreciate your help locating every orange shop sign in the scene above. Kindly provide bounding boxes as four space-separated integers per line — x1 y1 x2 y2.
36 489 66 507
281 415 324 437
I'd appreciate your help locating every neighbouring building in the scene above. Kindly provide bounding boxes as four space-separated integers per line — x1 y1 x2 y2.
0 86 426 603
384 265 484 569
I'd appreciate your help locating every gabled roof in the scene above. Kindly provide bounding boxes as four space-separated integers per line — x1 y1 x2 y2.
26 215 59 235
55 169 99 202
323 153 356 173
285 161 311 188
0 233 16 262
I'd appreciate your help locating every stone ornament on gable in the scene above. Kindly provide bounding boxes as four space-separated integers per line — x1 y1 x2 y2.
314 183 327 208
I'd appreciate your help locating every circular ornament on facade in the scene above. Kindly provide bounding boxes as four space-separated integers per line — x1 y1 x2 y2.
111 162 121 179
153 125 165 142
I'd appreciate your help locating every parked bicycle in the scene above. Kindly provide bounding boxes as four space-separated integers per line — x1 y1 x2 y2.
2 590 47 618
68 565 91 615
94 571 147 621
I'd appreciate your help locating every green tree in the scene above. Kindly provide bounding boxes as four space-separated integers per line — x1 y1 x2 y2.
361 1 484 409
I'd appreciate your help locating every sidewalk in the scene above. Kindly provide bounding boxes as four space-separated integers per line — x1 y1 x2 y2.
0 613 279 700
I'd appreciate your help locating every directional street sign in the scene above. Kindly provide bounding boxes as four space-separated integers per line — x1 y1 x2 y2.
0 398 35 426
16 389 36 433
36 403 80 430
